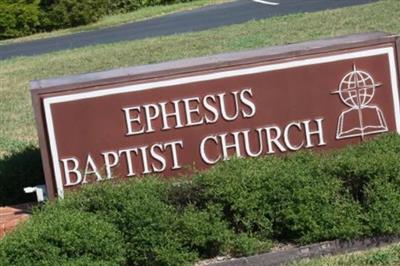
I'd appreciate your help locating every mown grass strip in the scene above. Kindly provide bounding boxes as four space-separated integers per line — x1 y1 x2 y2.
289 243 400 266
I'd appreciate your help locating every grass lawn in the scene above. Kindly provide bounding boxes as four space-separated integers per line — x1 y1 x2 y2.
289 243 400 266
1 0 399 158
0 0 230 46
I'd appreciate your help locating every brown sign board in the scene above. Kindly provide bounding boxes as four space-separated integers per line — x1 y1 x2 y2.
31 32 400 199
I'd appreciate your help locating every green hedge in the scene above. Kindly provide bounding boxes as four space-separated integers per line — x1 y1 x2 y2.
39 0 108 31
191 153 363 244
0 1 41 39
0 0 194 40
2 134 400 265
107 0 192 14
0 208 126 265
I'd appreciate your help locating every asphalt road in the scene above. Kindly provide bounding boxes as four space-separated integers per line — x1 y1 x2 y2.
0 0 377 60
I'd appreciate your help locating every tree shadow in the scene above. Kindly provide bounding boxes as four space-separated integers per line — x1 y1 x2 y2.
0 146 45 206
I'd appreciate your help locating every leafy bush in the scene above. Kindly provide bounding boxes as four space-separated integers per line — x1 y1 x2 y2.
260 152 363 244
40 0 108 30
192 153 363 244
229 233 273 257
177 204 233 258
59 179 197 266
0 208 125 265
106 0 191 14
322 134 400 236
0 0 196 40
364 179 400 236
4 134 400 265
106 0 143 14
193 157 274 239
0 0 41 39
322 134 400 202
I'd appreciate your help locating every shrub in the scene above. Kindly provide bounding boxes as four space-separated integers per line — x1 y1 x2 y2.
364 179 400 236
260 152 364 244
0 0 196 39
0 208 125 266
193 157 274 239
0 1 41 39
106 0 143 14
229 233 273 257
321 134 400 202
59 179 197 266
40 0 108 30
177 204 233 258
4 134 400 264
106 0 191 14
192 153 364 244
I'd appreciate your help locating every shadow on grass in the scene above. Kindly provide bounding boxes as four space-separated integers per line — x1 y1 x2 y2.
0 146 45 206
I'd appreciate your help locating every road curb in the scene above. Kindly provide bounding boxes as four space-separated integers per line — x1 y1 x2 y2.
210 236 400 266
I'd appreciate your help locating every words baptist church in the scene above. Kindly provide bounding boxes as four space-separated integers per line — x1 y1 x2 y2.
61 87 326 187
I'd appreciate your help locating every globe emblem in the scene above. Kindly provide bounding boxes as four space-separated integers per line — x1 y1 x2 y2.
338 66 379 108
333 64 388 140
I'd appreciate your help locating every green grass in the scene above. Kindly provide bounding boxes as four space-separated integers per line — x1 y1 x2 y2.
0 0 229 46
0 0 398 157
289 243 400 266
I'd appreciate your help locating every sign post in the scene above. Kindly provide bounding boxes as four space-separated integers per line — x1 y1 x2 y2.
31 32 400 199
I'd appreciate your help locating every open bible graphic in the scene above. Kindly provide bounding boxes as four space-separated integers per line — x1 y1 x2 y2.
333 65 388 140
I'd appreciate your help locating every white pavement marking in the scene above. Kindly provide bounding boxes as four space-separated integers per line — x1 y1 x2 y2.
252 0 279 6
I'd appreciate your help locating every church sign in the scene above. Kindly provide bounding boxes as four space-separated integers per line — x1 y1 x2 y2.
31 32 400 199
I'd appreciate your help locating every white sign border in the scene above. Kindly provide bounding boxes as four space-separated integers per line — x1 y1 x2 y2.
43 47 400 198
